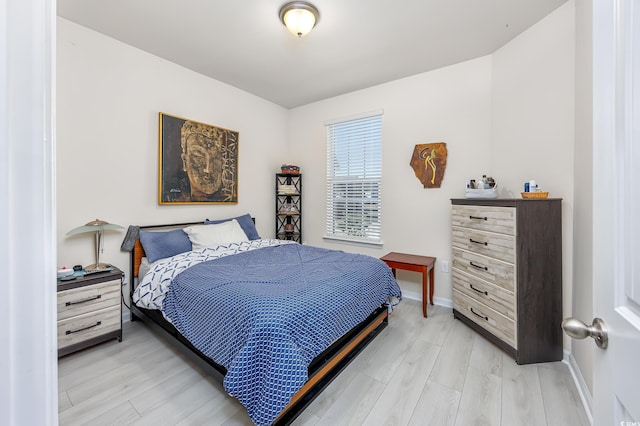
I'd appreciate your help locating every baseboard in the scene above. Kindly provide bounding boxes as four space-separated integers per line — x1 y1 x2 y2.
122 305 131 324
563 350 593 425
401 289 453 309
434 296 453 309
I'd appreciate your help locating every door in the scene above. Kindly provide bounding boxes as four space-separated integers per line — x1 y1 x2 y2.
593 0 640 422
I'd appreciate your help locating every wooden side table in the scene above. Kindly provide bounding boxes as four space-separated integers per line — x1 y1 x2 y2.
381 252 436 318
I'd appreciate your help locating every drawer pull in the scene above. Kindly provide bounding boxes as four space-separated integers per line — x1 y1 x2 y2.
470 261 488 271
470 307 488 321
470 238 488 246
66 294 101 306
65 321 102 335
470 284 489 296
469 215 487 221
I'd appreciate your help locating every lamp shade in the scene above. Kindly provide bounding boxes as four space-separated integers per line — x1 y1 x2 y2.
66 219 124 236
66 219 124 272
279 1 319 37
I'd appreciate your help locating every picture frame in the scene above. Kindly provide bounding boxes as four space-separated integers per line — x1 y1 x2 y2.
158 112 239 204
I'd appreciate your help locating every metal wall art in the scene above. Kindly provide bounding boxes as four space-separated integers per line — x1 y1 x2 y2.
409 142 447 188
159 113 238 204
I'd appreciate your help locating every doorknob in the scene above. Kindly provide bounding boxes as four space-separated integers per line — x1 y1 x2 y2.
561 317 608 349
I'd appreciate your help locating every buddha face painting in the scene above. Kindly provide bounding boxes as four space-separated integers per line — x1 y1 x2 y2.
159 113 238 204
179 120 238 202
182 129 224 197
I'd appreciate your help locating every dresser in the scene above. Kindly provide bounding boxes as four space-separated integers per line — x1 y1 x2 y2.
451 198 562 364
57 268 123 357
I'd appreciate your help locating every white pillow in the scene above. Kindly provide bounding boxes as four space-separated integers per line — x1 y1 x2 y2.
184 219 249 250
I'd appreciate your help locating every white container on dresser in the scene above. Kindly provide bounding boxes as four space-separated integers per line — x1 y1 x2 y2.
57 267 123 357
451 198 562 364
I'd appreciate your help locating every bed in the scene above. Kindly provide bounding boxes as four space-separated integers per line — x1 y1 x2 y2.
127 216 401 425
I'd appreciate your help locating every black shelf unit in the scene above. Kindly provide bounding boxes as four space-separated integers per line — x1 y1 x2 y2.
276 173 302 243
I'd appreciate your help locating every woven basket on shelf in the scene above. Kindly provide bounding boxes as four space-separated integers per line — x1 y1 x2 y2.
521 191 549 199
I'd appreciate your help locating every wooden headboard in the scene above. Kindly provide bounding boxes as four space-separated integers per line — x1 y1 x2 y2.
132 238 145 278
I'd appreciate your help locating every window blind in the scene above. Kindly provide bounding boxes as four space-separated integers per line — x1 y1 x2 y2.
325 112 383 244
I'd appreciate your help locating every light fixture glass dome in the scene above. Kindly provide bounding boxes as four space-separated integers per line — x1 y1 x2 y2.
279 1 319 37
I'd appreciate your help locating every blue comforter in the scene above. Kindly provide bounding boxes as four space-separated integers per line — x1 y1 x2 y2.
162 243 401 425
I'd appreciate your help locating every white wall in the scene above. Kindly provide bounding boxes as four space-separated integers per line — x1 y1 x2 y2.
289 2 574 304
490 2 575 197
288 58 493 300
287 2 577 316
491 1 576 353
57 19 290 293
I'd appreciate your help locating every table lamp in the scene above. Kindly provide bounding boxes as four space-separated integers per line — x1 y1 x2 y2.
66 219 124 272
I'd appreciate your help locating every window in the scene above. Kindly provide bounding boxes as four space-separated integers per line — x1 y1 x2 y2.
325 111 383 244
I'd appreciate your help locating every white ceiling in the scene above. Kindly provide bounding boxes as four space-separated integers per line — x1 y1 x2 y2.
57 0 568 109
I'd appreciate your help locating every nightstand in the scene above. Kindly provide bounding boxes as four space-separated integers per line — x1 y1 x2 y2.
57 267 123 357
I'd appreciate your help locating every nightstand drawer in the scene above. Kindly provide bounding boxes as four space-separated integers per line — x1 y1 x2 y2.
453 269 516 320
57 305 120 349
452 205 515 235
452 226 515 263
452 247 516 292
453 289 516 348
57 279 120 321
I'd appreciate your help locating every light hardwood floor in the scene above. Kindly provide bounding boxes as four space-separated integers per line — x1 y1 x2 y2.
58 299 590 425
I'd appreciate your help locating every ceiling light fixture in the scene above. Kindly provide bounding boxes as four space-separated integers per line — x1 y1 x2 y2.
279 1 320 38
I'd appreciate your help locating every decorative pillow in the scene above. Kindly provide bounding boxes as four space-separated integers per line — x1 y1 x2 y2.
204 213 260 240
139 229 192 263
185 219 249 250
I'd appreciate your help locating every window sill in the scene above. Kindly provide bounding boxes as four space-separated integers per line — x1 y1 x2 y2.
323 235 384 247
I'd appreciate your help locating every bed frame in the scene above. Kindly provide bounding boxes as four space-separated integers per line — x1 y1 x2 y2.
128 222 390 425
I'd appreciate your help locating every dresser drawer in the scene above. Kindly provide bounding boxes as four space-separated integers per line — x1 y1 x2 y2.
57 279 120 321
452 205 515 235
452 226 515 263
57 305 121 349
452 247 516 292
453 269 516 320
453 289 516 348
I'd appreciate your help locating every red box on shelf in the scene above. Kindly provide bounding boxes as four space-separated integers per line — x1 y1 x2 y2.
280 164 300 174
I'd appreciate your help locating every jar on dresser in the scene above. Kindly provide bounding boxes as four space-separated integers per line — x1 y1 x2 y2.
451 198 562 364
